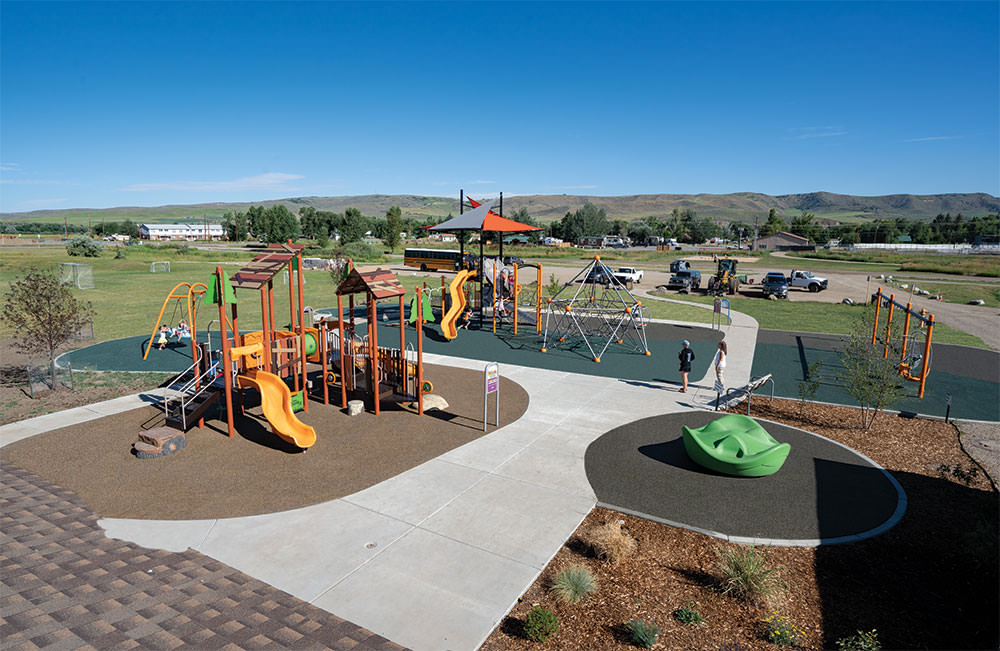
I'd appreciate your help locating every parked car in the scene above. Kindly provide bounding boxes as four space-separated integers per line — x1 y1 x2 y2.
502 255 526 267
788 269 828 292
584 267 613 284
761 272 789 298
666 270 702 293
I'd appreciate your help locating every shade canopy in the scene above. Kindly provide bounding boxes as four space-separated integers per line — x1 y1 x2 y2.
427 198 541 233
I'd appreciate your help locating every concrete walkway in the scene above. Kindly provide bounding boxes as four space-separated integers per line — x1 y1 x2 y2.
1 311 759 651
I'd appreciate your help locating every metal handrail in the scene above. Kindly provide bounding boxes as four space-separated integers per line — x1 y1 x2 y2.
162 347 221 431
716 374 774 414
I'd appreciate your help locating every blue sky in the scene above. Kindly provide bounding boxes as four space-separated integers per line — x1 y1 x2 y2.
1 1 997 213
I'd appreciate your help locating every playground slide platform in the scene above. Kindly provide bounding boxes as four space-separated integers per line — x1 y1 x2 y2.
236 371 316 449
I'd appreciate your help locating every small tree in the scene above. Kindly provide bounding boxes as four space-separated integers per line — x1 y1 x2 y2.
797 360 823 417
66 236 102 257
838 309 904 429
1 268 94 391
383 205 403 253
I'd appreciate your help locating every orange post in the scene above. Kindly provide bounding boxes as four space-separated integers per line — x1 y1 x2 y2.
492 263 497 333
416 287 424 416
267 281 276 370
919 314 934 398
901 302 913 366
370 293 380 415
536 265 542 334
216 266 235 438
321 318 329 405
883 294 895 359
296 252 308 411
259 287 271 373
513 263 518 335
872 288 882 345
398 294 405 379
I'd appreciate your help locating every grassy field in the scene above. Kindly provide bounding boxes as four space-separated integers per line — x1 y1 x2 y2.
788 250 1000 277
0 246 986 347
885 279 1000 307
649 290 987 348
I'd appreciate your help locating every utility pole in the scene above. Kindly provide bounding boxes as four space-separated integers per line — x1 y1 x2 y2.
752 216 759 251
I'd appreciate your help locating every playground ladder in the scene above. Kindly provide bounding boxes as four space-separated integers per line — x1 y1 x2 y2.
162 349 223 431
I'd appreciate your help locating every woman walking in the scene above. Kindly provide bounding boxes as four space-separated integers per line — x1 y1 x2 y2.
678 340 694 392
712 340 728 387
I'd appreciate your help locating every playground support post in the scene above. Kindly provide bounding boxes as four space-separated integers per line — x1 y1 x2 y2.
268 281 277 370
919 315 934 398
513 263 518 335
369 293 381 415
215 266 235 438
883 294 895 358
492 262 497 334
296 250 308 411
417 287 424 415
338 294 347 409
320 317 329 405
872 288 882 345
901 302 913 366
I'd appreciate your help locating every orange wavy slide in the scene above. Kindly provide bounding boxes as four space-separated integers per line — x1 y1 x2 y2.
237 370 317 448
441 269 475 340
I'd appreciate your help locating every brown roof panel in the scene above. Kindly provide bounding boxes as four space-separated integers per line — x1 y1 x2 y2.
336 268 406 298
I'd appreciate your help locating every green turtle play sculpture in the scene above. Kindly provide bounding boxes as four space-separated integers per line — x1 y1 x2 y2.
682 414 791 477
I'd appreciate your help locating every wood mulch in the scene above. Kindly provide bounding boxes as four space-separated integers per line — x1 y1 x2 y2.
482 399 998 651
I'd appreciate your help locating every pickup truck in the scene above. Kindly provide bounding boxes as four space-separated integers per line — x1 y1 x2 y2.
761 272 789 299
612 267 643 284
788 270 828 292
667 269 701 293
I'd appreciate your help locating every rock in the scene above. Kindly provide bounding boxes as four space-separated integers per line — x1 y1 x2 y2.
422 394 449 411
347 399 364 416
768 294 777 301
842 298 854 305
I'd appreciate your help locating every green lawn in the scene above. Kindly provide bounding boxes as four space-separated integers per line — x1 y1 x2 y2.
649 290 987 348
786 250 1000 277
884 280 1000 308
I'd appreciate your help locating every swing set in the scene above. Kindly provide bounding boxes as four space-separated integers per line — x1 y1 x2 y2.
143 282 207 360
871 287 936 398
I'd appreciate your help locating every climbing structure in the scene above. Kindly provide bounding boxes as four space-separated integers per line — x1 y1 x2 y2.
541 256 650 362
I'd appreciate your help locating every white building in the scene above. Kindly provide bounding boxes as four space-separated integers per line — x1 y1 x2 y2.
139 223 225 241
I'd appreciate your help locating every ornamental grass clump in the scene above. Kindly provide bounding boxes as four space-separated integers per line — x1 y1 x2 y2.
523 606 559 642
581 519 637 565
835 629 881 651
764 613 803 647
716 545 786 606
549 565 597 604
627 618 660 648
673 600 705 625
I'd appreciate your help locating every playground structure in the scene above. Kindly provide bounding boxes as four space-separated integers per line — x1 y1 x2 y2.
142 282 207 360
872 287 935 398
541 256 650 363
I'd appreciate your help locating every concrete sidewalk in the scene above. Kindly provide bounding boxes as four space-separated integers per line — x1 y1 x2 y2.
2 311 759 651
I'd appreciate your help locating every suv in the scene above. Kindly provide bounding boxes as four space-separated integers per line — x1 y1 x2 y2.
761 272 789 299
502 255 526 267
584 267 612 284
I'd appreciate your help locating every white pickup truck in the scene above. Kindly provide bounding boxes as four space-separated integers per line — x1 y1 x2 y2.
788 269 828 293
613 267 644 284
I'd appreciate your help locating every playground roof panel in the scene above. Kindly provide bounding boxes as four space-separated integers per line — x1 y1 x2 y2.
426 200 541 233
230 243 304 290
337 267 406 299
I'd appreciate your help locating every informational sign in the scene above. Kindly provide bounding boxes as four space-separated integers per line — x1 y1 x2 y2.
484 362 500 431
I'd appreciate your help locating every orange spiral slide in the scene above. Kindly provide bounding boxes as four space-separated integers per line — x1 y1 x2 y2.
441 269 475 340
231 342 316 449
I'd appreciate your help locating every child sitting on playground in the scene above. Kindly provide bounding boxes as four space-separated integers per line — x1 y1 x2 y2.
458 308 473 330
157 325 170 350
174 320 191 341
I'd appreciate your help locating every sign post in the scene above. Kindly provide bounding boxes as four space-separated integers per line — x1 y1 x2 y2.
945 392 952 423
484 362 500 431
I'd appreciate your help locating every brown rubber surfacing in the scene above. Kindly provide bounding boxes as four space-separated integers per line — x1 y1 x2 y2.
2 363 528 520
584 411 903 542
1 461 409 650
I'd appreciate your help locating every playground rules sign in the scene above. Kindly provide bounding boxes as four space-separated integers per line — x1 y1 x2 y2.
484 362 500 431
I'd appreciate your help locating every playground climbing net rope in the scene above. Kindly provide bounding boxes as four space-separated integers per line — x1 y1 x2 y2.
541 257 650 362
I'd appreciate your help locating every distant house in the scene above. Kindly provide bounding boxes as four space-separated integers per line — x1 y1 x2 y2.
754 231 814 251
427 232 457 243
140 223 225 241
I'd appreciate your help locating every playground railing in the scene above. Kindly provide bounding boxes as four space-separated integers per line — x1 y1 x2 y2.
162 348 221 431
715 374 774 414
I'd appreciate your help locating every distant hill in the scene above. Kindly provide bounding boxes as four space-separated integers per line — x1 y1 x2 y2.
3 191 997 226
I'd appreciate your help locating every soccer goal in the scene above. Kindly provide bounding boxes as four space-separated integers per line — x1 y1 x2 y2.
150 261 171 273
58 263 94 290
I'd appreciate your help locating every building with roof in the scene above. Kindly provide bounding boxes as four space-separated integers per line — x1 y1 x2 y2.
754 231 814 251
139 223 225 241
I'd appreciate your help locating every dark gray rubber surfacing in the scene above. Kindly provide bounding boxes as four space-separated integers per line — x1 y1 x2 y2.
585 410 904 543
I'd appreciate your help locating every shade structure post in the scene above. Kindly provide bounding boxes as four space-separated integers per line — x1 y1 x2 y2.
536 265 542 334
513 263 518 335
492 261 497 333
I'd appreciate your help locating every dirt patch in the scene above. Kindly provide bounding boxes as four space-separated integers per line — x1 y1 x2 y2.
2 363 529 520
483 399 997 651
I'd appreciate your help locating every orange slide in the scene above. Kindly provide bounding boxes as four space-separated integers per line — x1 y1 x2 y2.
441 269 475 340
237 370 317 448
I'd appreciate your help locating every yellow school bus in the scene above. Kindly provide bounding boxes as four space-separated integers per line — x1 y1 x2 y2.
403 248 474 272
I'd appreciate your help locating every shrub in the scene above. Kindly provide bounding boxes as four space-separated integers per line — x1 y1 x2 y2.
66 236 102 257
549 565 597 604
523 606 559 642
672 600 704 625
716 545 786 606
339 241 385 262
764 613 803 647
627 618 660 648
835 629 881 651
936 463 979 485
581 520 637 565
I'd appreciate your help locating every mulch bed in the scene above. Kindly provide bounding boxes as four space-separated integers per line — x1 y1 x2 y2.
2 363 528 520
482 399 998 650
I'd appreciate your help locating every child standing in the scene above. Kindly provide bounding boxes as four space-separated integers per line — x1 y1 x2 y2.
678 340 695 392
157 325 170 350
